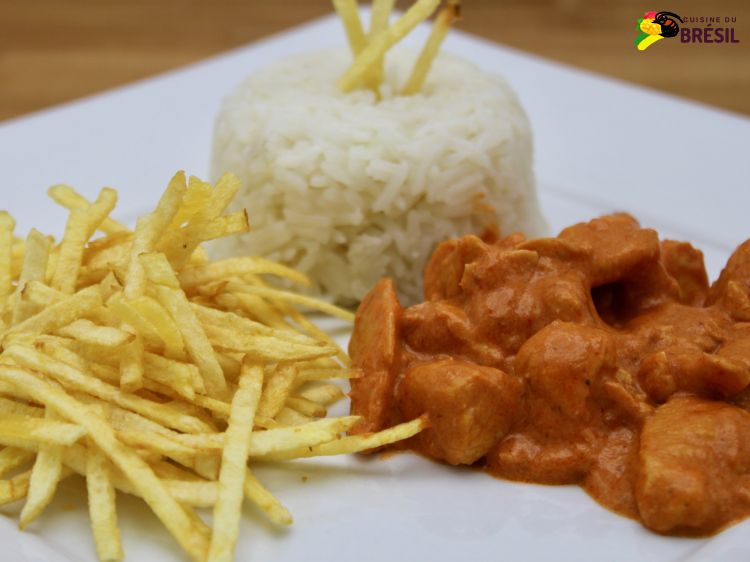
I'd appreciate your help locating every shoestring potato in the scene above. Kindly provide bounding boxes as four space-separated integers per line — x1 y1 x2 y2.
0 171 425 562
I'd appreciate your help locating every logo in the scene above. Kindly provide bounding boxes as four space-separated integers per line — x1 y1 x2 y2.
635 11 683 50
635 10 740 50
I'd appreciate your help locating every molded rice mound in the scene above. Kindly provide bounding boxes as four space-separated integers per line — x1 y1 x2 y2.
210 48 546 304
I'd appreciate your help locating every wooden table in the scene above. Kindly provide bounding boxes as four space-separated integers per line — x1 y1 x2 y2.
1 0 748 122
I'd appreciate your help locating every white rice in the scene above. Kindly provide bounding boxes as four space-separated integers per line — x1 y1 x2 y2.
210 48 546 305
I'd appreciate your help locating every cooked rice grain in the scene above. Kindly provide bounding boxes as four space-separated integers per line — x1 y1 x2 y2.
210 49 546 305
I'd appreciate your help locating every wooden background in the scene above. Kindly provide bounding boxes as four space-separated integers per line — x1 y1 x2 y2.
0 0 748 122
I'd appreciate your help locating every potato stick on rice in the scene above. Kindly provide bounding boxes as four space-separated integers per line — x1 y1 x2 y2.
0 366 209 562
19 409 66 529
370 0 395 34
333 0 367 55
338 0 441 92
402 0 461 95
366 0 396 88
207 360 263 562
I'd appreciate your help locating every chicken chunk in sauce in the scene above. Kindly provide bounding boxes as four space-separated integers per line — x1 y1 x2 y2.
349 213 750 536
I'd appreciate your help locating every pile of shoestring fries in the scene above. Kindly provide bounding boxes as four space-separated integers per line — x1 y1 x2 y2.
0 171 425 562
334 0 461 94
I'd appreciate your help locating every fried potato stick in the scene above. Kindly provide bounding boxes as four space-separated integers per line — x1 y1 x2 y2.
0 212 15 316
338 0 441 91
47 185 127 235
19 409 66 529
0 366 209 562
86 446 124 562
207 361 263 562
333 0 367 55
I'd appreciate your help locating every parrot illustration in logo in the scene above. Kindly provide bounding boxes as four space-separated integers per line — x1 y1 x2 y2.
635 11 683 51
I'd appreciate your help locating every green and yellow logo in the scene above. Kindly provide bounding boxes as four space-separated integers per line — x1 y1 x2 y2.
635 11 683 50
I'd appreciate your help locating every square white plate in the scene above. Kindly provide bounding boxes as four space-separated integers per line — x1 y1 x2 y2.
1 11 749 562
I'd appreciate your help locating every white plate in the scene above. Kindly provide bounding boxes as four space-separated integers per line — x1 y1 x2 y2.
1 11 750 562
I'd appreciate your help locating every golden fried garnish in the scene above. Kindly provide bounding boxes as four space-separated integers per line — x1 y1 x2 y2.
401 0 461 95
336 0 447 93
0 172 423 562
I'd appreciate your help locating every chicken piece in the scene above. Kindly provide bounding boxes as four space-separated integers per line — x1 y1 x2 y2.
583 427 640 518
422 235 491 301
461 238 599 354
660 240 709 306
488 323 618 484
636 396 750 535
558 214 661 287
396 358 523 465
708 239 750 307
489 433 595 485
719 325 750 372
401 301 505 367
596 369 653 426
615 303 729 375
516 321 617 420
638 348 750 403
349 278 402 434
715 280 750 322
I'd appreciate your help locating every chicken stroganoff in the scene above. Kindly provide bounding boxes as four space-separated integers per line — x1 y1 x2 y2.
350 214 750 536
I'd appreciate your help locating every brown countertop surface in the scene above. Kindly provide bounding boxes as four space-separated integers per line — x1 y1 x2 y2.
1 0 748 121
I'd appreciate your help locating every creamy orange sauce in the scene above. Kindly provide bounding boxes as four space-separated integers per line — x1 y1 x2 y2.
349 214 750 536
